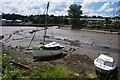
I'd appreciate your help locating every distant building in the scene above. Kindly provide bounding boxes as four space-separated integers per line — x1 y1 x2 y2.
1 19 23 25
1 19 12 25
15 19 23 24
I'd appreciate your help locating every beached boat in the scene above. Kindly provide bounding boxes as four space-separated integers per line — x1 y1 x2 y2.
94 54 116 73
31 2 65 59
32 42 65 59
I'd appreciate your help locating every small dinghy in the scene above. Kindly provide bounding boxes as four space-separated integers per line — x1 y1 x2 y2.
94 54 116 73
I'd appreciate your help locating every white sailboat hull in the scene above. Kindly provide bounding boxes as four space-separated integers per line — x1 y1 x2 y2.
32 48 65 59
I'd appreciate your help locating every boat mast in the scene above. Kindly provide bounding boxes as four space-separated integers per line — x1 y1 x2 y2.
43 1 50 46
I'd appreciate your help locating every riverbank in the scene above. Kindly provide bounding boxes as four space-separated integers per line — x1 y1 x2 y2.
1 38 120 79
81 29 120 35
1 26 120 79
59 25 120 35
2 24 59 27
2 50 98 79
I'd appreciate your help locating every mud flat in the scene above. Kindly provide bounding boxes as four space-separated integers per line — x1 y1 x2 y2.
1 26 120 74
1 39 120 75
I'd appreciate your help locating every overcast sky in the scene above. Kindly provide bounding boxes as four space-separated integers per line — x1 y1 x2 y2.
1 0 120 17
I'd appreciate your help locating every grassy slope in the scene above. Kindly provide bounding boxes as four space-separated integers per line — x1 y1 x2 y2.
1 51 97 79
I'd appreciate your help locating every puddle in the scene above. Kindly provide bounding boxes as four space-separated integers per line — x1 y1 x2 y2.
80 44 120 53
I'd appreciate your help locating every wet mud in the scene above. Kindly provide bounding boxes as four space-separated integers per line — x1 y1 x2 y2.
1 26 120 77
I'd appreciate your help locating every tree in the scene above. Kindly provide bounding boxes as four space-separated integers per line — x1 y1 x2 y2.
68 4 82 28
92 16 97 18
105 17 112 27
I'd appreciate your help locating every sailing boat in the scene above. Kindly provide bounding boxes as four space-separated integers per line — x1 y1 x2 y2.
32 2 65 59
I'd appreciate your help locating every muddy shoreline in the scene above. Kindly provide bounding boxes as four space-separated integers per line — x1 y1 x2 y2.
1 40 120 74
1 41 95 73
59 25 120 34
1 26 120 75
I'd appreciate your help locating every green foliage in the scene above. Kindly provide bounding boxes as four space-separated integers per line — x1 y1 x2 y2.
68 4 82 18
86 20 106 29
29 65 75 78
2 13 26 20
88 21 93 24
23 22 32 24
2 68 22 79
2 51 22 80
80 19 87 27
105 17 112 26
52 16 64 24
86 25 96 28
111 21 116 24
68 4 83 28
101 52 110 55
1 51 99 79
87 73 97 79
80 19 87 24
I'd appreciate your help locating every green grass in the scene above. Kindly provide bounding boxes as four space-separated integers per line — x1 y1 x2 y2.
101 52 110 55
2 51 76 79
87 73 97 79
29 65 76 78
1 51 99 79
2 51 23 79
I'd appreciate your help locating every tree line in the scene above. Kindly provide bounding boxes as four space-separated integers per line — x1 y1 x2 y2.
2 4 120 30
2 13 69 25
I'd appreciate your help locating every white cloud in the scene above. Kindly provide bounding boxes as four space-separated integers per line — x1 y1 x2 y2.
80 1 116 17
81 2 95 9
1 0 46 15
1 0 118 16
116 6 120 11
80 0 119 2
1 0 74 16
97 2 116 13
49 0 74 15
111 2 114 5
97 2 110 12
81 0 96 16
106 8 114 12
